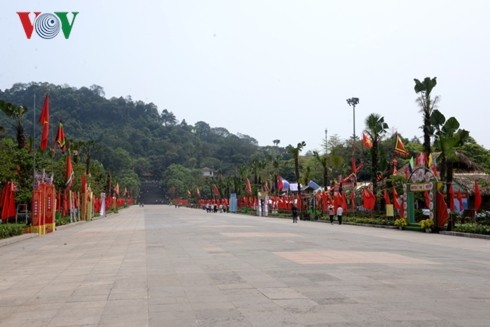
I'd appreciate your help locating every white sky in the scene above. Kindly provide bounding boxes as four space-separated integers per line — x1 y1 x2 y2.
2 1 489 152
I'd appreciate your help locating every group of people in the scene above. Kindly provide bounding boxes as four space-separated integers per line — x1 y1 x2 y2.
205 203 227 213
291 203 343 224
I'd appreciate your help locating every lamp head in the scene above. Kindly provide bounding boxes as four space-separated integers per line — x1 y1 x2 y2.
346 97 359 106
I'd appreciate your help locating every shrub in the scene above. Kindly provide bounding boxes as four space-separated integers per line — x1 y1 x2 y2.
419 218 434 230
394 218 408 228
454 223 490 235
343 216 392 226
0 224 24 239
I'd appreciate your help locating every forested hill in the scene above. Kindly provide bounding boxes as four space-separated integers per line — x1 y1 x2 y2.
0 82 271 179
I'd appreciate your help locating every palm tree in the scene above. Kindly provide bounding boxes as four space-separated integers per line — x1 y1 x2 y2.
287 141 306 215
313 151 329 187
431 109 470 208
364 114 389 202
414 77 439 163
0 100 28 149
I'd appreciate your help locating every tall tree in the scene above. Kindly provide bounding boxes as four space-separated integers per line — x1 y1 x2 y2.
364 114 389 202
0 100 28 149
431 109 470 206
287 141 306 215
414 77 439 163
313 151 329 187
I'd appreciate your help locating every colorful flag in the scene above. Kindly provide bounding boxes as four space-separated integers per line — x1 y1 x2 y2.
115 183 120 197
474 181 482 211
394 134 409 157
196 187 201 197
409 156 414 173
187 190 191 197
362 132 373 149
39 95 50 151
65 154 74 190
245 178 252 194
448 184 454 212
277 175 284 193
55 120 66 152
457 191 463 212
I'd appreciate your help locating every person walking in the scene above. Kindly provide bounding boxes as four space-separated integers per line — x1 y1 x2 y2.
291 203 298 223
336 205 343 225
328 205 335 224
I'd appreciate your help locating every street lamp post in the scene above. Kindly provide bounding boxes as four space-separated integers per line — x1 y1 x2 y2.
346 97 359 147
346 97 359 210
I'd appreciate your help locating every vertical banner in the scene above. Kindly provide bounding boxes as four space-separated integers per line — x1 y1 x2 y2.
31 183 46 235
45 184 55 233
31 189 42 234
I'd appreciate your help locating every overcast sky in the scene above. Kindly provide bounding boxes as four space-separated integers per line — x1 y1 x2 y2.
2 1 489 152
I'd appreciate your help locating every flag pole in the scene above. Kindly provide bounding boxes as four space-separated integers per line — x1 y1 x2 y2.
33 94 36 188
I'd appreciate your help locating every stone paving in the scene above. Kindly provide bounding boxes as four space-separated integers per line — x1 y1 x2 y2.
1 205 490 326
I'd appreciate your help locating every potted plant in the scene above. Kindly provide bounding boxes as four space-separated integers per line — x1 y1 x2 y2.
394 217 407 229
419 218 434 232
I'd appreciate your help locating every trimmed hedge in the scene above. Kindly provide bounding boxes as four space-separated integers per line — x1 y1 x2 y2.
454 223 490 235
0 224 24 239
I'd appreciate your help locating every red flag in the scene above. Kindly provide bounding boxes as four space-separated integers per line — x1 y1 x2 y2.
212 184 220 197
362 132 373 149
39 95 50 151
65 154 74 190
1 182 16 222
457 191 463 211
474 181 482 211
55 120 66 152
384 189 391 205
436 192 448 228
448 184 455 212
424 191 430 209
245 178 252 195
362 189 376 210
393 187 401 210
394 134 409 157
277 176 284 193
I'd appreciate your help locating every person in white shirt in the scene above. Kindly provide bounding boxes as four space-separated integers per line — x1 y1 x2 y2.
336 206 343 225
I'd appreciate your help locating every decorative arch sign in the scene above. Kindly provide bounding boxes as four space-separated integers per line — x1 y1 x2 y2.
404 167 438 225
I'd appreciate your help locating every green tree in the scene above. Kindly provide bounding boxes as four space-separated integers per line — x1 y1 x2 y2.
313 151 329 187
364 114 389 202
287 141 306 214
0 100 28 149
459 138 490 173
414 77 439 163
431 110 470 198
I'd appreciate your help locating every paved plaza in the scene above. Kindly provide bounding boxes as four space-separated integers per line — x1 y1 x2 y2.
1 205 490 326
